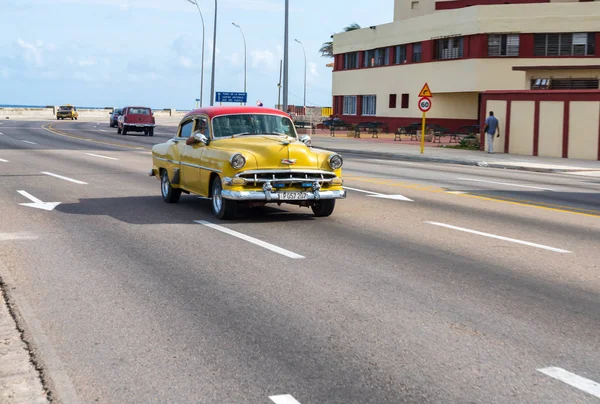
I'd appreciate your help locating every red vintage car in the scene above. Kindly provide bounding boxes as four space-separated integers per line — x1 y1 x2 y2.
117 106 155 136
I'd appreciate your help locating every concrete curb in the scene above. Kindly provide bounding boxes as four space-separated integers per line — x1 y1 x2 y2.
322 146 592 174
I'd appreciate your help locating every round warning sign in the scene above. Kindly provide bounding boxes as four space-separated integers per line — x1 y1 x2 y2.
418 97 432 112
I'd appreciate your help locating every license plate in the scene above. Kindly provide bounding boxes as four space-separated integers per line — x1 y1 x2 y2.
278 192 308 200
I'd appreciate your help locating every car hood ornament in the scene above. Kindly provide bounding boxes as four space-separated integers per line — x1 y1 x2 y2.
281 158 296 165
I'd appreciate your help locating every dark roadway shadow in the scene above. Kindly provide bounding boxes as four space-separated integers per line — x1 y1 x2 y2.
55 195 317 225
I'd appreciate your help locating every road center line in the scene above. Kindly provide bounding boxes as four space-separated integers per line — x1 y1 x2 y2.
538 367 600 398
270 394 302 404
457 177 555 191
0 158 8 163
194 220 304 259
22 140 37 145
85 153 118 160
0 232 39 241
425 221 571 253
41 171 88 185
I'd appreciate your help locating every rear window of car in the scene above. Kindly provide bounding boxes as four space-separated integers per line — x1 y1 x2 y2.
59 106 73 110
128 108 151 115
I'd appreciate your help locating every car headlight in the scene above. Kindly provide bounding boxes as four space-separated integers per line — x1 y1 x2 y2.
230 153 246 169
328 154 343 170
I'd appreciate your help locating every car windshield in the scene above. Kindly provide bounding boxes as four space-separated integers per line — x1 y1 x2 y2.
129 108 151 115
212 114 297 138
59 106 73 110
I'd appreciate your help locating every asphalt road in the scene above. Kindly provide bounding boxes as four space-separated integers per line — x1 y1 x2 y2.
1 119 599 403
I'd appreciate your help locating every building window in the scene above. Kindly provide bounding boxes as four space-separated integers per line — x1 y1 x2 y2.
488 34 520 56
343 52 359 69
534 33 596 56
362 95 377 116
411 1 419 9
395 45 407 64
401 94 409 109
389 94 397 108
364 48 390 67
412 43 422 62
434 37 463 60
343 96 357 115
531 78 599 89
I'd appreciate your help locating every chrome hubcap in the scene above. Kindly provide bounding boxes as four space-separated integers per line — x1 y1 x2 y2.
161 174 169 197
212 179 222 213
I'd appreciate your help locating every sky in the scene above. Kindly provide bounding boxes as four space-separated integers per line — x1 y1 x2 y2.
0 0 392 110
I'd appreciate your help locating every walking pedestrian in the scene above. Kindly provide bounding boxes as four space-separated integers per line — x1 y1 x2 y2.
483 111 500 153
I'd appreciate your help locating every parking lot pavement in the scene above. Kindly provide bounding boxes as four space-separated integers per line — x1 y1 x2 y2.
0 120 599 403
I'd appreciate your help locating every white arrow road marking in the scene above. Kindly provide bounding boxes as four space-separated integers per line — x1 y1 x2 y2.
426 222 571 253
344 186 413 202
41 171 88 185
0 132 4 135
17 190 61 211
0 232 39 241
195 220 304 259
85 153 118 160
270 394 302 404
22 140 37 145
0 158 8 163
457 177 555 191
538 367 600 399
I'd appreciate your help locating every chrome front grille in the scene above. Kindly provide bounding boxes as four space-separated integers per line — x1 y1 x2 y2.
236 170 337 188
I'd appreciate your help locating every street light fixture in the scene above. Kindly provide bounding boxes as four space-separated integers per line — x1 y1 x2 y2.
232 22 247 105
186 0 205 108
294 38 307 112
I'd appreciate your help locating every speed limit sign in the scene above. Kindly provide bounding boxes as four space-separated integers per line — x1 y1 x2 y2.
418 97 432 112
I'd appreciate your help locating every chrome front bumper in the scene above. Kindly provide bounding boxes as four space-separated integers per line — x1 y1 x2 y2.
222 189 346 202
124 123 155 128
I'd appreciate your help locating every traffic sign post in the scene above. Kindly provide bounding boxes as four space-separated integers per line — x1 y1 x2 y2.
418 96 432 154
215 92 248 105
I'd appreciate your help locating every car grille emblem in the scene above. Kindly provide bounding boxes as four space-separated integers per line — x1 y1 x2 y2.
281 159 296 165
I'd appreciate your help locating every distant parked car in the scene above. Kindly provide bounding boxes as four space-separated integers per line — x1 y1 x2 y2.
57 104 78 120
109 108 123 127
117 106 155 136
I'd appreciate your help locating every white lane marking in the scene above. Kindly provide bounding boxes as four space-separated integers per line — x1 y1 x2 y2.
194 220 304 259
344 186 413 201
41 171 88 185
446 191 468 195
343 186 377 195
17 190 61 211
22 140 37 145
0 232 39 241
457 177 555 191
85 153 118 160
99 129 107 132
538 367 600 399
0 158 8 163
0 132 3 135
425 222 571 253
270 395 302 404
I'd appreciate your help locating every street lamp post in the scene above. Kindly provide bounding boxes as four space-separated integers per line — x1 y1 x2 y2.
294 38 306 112
210 0 218 106
186 0 205 108
282 0 289 112
232 22 247 105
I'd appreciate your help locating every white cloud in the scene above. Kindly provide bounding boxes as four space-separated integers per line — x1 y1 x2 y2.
17 38 44 67
250 49 278 70
78 57 97 67
223 52 241 67
179 56 195 69
309 62 318 77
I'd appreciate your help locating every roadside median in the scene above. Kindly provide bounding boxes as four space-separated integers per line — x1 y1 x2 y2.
312 136 600 174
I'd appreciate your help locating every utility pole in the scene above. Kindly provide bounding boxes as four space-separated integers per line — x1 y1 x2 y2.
209 0 218 106
277 59 282 110
282 0 289 112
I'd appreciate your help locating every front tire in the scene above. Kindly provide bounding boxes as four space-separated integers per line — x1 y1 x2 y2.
161 170 181 203
311 199 335 217
211 176 236 220
148 128 154 137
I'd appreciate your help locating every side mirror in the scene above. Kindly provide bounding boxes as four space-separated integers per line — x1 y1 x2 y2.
193 131 209 145
299 134 312 147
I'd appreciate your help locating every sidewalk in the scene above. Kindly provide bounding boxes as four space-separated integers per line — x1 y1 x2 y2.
311 132 600 173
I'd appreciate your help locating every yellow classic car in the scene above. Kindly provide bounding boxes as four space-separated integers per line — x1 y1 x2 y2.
149 106 346 219
56 104 78 120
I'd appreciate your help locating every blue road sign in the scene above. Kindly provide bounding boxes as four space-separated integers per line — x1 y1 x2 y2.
216 92 247 103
